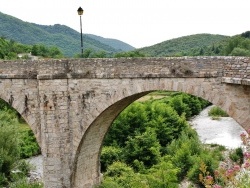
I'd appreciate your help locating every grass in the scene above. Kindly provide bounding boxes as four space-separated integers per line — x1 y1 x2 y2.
208 106 228 119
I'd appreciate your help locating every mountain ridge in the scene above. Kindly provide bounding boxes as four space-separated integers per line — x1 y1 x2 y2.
0 11 135 57
137 33 229 57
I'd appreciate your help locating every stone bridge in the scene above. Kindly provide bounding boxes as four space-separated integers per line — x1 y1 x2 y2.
0 56 249 188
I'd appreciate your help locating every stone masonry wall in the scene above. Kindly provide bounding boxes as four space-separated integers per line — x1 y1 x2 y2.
0 57 249 80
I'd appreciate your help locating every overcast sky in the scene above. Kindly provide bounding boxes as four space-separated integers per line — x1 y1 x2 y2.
1 0 249 48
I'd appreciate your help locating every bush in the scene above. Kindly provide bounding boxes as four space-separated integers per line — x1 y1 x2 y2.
123 128 161 169
146 156 179 188
208 106 228 118
101 146 123 172
103 102 148 147
169 93 210 120
147 102 188 148
229 147 244 164
19 130 40 158
169 94 192 119
0 124 20 186
187 153 220 184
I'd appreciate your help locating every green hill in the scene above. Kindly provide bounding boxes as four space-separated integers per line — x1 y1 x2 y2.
0 12 135 57
137 34 229 57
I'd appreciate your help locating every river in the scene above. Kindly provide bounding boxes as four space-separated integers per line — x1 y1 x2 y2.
190 105 246 149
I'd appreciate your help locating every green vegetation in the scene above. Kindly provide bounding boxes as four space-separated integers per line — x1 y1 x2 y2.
0 99 41 187
137 34 229 57
2 9 250 59
0 90 244 187
208 106 229 120
229 147 244 164
99 92 226 187
114 50 146 57
0 12 134 57
0 37 63 59
136 32 250 57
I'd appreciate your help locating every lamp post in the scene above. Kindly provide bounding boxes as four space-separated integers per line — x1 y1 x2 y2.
77 7 84 57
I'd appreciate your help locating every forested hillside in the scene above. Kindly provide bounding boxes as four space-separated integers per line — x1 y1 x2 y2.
0 12 135 57
135 32 250 57
1 10 250 59
137 34 229 57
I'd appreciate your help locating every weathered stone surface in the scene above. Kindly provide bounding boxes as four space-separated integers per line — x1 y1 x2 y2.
0 57 249 188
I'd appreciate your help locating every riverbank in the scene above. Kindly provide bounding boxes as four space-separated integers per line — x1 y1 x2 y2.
25 155 43 183
190 105 246 149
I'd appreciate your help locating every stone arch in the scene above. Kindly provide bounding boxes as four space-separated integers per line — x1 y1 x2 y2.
71 77 250 188
0 79 41 147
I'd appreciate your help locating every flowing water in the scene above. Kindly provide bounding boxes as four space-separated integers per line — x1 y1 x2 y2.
190 105 246 149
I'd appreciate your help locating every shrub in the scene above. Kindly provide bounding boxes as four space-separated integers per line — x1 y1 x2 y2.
19 130 40 158
166 130 203 179
101 146 123 172
146 156 179 188
169 94 192 119
208 106 228 118
147 103 188 148
0 124 20 186
123 128 161 169
229 147 244 164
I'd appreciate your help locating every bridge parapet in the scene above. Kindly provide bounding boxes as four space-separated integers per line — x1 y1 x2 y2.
0 57 249 81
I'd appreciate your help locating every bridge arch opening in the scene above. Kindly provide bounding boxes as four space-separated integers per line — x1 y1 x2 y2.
0 94 41 148
0 97 41 186
72 81 249 187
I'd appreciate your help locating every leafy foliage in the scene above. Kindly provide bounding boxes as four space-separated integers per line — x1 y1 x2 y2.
229 147 244 164
101 146 123 172
99 91 223 187
208 106 229 118
0 123 20 186
0 99 40 186
123 128 161 169
114 50 146 57
19 130 40 158
0 37 63 59
0 37 31 59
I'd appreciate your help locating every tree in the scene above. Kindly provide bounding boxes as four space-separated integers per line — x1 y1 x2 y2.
146 156 180 188
169 94 192 119
114 50 146 58
123 128 161 169
101 146 123 172
147 102 188 147
103 102 148 147
230 47 250 56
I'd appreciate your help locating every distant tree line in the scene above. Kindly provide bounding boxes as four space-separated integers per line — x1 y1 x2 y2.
0 37 63 59
1 31 250 60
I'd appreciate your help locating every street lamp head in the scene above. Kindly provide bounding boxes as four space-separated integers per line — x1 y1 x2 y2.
77 7 84 15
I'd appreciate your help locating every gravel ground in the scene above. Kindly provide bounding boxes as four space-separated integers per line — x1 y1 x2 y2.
26 155 43 182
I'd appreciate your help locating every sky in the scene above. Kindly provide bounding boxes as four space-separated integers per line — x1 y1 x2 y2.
0 0 250 48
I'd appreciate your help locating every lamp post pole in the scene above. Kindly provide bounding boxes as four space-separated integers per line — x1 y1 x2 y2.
77 7 84 58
